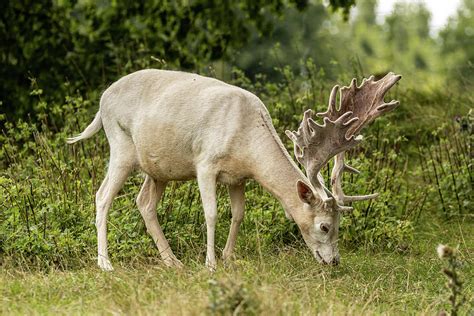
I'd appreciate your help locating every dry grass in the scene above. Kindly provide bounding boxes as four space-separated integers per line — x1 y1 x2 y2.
1 219 472 315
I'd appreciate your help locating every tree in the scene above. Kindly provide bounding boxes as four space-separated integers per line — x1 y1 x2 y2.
0 0 306 119
1 0 359 120
355 0 377 25
440 0 474 86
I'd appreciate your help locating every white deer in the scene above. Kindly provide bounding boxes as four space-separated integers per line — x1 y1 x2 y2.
68 69 400 271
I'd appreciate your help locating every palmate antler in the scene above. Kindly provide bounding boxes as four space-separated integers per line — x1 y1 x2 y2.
318 72 402 136
285 110 361 183
286 72 402 210
285 109 361 211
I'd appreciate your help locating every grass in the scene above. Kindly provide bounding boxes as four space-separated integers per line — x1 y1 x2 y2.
1 218 472 315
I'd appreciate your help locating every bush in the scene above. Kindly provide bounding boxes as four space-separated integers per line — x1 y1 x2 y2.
1 66 471 269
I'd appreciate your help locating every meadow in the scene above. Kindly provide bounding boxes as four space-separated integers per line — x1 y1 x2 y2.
1 221 472 315
1 66 472 314
1 1 473 314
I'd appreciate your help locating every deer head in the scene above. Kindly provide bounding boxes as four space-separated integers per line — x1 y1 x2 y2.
286 72 401 264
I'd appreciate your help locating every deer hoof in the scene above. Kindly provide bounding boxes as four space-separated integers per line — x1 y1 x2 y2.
163 255 184 269
222 248 235 263
206 259 217 273
98 256 114 271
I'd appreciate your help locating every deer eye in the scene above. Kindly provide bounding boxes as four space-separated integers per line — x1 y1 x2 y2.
320 223 330 234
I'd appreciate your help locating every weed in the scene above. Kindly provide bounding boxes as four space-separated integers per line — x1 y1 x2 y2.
208 278 259 315
437 244 472 316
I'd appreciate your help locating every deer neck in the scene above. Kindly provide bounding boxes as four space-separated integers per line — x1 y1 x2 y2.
249 111 307 216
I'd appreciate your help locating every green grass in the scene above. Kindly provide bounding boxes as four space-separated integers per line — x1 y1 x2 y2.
1 219 472 315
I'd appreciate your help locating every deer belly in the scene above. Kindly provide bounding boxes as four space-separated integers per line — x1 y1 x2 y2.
138 149 196 181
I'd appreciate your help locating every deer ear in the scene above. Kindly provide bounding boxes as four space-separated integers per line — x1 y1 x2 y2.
296 180 315 205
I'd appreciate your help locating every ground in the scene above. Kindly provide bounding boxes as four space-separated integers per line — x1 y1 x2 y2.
1 219 472 315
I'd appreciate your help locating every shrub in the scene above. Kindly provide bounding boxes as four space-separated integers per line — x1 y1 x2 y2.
1 66 470 268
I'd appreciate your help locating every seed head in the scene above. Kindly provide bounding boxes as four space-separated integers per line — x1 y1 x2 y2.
437 244 454 259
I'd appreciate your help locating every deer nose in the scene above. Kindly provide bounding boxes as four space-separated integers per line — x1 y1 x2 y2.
331 255 340 266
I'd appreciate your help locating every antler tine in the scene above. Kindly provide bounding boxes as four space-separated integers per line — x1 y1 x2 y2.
317 73 402 137
312 171 354 212
286 109 361 173
285 109 315 165
377 99 400 113
329 85 338 111
331 153 378 207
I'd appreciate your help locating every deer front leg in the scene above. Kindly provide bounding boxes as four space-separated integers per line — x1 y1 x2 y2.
136 175 183 268
197 168 218 271
223 183 245 262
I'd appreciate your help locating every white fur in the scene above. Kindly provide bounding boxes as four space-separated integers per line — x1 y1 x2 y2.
68 69 339 270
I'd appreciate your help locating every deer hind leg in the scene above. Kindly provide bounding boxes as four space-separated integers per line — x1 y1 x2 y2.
95 156 134 271
95 129 136 271
222 182 245 262
136 175 183 268
197 167 218 271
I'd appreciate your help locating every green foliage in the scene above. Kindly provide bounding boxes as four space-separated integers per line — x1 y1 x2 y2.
338 139 417 250
1 0 311 119
1 3 473 315
328 0 355 20
2 63 472 269
234 4 331 79
0 0 391 122
1 0 472 272
234 0 474 94
440 0 474 86
419 118 473 219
